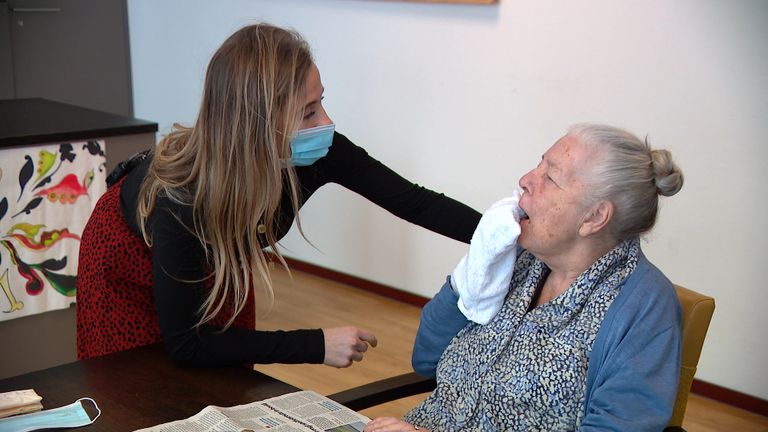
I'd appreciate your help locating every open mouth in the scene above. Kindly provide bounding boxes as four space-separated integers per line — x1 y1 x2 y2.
517 190 529 221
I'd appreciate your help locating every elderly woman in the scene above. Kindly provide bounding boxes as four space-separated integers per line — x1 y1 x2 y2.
365 124 684 431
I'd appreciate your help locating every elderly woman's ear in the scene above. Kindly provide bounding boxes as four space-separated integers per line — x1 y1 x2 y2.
579 200 614 237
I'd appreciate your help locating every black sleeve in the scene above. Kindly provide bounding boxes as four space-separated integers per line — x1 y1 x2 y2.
314 132 482 243
146 196 325 367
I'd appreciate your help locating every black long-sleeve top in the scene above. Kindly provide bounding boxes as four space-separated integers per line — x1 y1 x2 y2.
119 131 482 366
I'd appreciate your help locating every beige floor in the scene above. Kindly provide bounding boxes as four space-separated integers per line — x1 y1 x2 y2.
254 267 768 431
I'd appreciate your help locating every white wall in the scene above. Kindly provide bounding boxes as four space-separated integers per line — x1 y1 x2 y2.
127 0 768 400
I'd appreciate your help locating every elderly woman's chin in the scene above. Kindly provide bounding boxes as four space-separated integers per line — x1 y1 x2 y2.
517 219 532 249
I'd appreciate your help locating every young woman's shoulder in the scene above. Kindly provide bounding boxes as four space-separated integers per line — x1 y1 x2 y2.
118 154 194 238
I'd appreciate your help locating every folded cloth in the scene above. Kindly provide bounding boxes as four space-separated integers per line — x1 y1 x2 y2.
0 389 43 418
452 191 523 324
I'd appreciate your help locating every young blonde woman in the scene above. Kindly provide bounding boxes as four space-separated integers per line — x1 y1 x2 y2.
75 24 481 368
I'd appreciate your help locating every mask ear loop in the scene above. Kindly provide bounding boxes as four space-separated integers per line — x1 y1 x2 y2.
76 398 101 423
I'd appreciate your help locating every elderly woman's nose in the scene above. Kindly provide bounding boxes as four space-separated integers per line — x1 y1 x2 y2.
519 170 534 192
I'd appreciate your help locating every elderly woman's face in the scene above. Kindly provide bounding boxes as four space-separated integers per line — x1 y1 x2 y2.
517 135 594 259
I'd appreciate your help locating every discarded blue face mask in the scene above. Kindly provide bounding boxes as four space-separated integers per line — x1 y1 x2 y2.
0 397 100 432
289 123 335 166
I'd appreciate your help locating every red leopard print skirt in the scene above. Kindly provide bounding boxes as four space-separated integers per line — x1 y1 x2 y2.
76 178 255 359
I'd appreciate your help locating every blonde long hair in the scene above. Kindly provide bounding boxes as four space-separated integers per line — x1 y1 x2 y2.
137 24 312 329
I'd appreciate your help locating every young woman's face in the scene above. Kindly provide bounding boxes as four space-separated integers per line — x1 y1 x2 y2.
298 63 333 130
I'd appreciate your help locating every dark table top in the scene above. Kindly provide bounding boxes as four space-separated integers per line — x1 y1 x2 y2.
0 343 299 431
0 98 158 148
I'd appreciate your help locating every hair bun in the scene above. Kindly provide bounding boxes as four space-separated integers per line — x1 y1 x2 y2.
650 149 684 197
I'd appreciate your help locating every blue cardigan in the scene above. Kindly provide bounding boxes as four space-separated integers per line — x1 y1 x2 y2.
412 251 682 431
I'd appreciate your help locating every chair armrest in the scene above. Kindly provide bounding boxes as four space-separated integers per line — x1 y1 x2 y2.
328 372 437 411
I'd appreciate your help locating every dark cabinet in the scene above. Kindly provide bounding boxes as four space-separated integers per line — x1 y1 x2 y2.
0 0 133 116
0 98 157 379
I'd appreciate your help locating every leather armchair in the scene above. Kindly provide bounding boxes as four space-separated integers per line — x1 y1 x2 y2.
665 285 716 431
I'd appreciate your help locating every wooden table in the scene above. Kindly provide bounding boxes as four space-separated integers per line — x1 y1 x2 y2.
0 343 299 431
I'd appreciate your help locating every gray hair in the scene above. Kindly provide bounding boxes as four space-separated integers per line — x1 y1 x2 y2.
569 123 684 241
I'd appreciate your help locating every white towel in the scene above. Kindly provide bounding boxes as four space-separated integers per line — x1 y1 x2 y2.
452 191 523 324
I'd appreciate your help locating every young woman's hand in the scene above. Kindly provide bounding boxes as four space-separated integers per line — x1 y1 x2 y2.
322 326 378 367
364 417 427 432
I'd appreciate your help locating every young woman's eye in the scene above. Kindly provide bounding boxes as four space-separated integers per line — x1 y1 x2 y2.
303 97 325 120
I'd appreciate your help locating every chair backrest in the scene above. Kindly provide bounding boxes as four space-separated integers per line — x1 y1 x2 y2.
667 284 715 428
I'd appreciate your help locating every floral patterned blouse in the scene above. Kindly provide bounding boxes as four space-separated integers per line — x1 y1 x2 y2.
404 239 640 431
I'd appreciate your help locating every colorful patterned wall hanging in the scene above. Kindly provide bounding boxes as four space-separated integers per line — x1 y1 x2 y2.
0 140 107 321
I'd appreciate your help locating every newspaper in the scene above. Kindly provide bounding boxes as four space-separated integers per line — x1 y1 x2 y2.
134 391 370 432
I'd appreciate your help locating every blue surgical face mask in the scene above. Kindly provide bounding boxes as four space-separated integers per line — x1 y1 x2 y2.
0 398 100 432
289 123 335 166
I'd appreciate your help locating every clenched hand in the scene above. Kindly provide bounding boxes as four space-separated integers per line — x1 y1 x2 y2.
322 326 378 368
